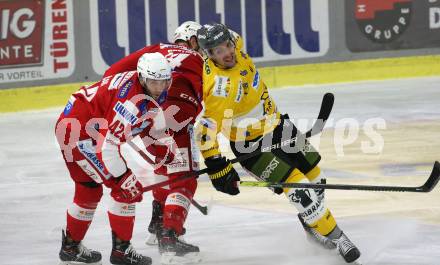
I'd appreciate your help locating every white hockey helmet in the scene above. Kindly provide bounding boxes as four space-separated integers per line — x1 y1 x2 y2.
173 21 202 43
137 52 172 81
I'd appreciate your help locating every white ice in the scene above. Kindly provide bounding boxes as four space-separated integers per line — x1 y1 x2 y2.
0 77 439 265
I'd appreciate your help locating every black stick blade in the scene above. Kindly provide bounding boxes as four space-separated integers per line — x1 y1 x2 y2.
305 92 334 138
419 161 440 192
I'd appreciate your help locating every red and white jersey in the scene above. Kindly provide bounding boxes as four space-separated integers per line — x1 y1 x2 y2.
103 43 205 178
63 70 163 179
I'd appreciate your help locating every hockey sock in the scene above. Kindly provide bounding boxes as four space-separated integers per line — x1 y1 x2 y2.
163 188 192 235
108 198 136 241
284 168 337 236
66 183 102 241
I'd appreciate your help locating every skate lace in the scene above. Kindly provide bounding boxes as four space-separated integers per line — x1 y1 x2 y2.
334 235 355 255
77 243 93 258
125 244 143 260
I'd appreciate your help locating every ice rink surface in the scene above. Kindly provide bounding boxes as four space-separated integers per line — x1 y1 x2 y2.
0 77 439 265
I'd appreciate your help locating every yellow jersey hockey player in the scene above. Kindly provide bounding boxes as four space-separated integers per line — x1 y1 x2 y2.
195 23 361 264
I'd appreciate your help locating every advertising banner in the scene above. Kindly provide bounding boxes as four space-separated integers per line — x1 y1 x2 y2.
346 0 440 52
90 0 330 75
0 0 75 84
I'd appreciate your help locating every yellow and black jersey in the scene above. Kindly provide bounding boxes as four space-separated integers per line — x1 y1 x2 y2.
197 33 281 159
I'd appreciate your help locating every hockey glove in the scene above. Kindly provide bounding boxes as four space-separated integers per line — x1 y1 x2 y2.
204 156 240 195
110 169 143 203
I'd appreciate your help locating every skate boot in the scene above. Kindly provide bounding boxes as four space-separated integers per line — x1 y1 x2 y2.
59 230 102 265
297 214 336 249
331 232 361 263
110 232 152 265
158 228 201 264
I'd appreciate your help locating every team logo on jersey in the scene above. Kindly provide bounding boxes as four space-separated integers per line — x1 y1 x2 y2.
213 75 229 97
240 70 248 76
118 80 133 98
114 101 138 125
63 97 75 115
252 71 260 89
354 0 412 43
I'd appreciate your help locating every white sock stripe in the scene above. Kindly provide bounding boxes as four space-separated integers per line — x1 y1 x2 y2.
165 192 191 211
67 203 96 221
108 198 136 216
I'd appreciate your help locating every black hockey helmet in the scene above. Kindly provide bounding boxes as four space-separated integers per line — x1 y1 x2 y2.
197 23 232 51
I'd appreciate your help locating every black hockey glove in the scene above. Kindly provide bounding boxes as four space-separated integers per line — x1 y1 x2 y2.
204 156 240 195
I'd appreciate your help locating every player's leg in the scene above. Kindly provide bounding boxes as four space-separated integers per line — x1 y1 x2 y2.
278 116 361 263
108 198 152 265
158 177 201 265
146 185 189 245
231 115 361 263
59 180 103 264
57 118 103 265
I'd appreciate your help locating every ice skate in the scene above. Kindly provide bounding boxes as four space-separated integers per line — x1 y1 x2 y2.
158 228 201 264
332 232 361 263
110 232 152 265
298 214 336 249
146 200 186 246
59 230 102 265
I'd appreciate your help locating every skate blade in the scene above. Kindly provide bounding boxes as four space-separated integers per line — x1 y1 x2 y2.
146 233 158 246
161 252 202 265
333 248 362 265
59 261 102 265
352 257 363 265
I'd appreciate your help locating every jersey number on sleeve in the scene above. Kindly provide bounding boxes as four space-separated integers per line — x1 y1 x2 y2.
74 84 99 102
109 120 125 139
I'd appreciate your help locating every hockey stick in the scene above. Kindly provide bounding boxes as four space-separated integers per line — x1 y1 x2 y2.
127 140 210 215
139 92 335 193
190 198 209 215
240 161 440 193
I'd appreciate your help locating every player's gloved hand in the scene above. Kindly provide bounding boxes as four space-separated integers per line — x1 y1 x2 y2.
110 169 143 203
204 156 240 195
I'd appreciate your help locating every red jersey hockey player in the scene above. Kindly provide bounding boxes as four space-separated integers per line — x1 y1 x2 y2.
103 22 204 265
55 52 173 265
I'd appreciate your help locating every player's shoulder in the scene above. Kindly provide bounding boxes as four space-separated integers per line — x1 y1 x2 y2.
159 43 200 56
101 71 142 100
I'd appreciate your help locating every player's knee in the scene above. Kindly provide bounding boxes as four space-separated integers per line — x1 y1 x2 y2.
170 176 197 195
108 197 136 217
305 166 326 201
305 166 321 182
164 191 192 225
73 182 103 208
153 187 170 203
